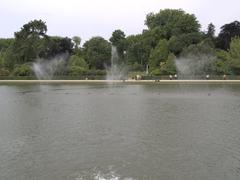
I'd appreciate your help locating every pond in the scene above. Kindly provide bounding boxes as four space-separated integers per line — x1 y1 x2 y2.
1 83 240 180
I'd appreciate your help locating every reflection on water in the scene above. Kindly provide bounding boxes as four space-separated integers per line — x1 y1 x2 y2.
1 84 240 180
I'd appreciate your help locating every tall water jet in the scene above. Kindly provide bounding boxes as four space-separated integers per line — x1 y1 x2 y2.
106 46 127 80
32 53 68 80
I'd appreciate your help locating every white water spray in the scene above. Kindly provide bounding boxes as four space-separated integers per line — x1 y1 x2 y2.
32 54 68 80
175 54 216 79
106 46 127 80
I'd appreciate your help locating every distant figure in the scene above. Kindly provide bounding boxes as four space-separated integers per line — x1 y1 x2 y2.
85 77 88 80
223 74 227 80
169 75 173 80
136 74 141 80
174 74 178 80
206 74 210 80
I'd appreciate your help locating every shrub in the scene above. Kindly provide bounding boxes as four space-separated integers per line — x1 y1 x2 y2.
131 62 144 71
68 66 87 76
0 68 10 76
150 68 161 76
13 64 33 76
68 55 88 69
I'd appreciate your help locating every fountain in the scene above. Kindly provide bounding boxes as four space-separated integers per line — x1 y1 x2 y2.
106 46 127 80
175 54 216 79
32 53 69 80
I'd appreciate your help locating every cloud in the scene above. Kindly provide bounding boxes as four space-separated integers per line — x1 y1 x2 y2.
1 0 240 41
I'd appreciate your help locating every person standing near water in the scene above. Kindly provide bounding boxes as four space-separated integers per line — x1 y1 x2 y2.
206 74 210 80
223 74 227 80
174 74 178 79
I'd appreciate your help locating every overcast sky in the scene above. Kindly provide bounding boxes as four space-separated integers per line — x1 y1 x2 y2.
1 0 240 43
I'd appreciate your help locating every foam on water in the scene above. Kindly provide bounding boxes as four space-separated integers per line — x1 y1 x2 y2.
74 168 135 180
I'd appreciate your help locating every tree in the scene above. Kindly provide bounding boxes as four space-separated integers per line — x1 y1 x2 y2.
226 37 240 74
125 34 151 66
0 38 14 51
58 37 74 54
149 39 169 70
206 23 215 39
215 50 231 74
83 37 111 69
217 21 240 50
41 36 74 58
0 39 14 68
68 55 88 69
110 29 126 60
168 32 203 55
145 9 201 39
12 19 48 64
159 53 177 75
0 52 4 67
72 36 81 50
68 55 88 76
109 30 125 46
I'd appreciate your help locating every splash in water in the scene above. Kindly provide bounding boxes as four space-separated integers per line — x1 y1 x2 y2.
74 166 135 180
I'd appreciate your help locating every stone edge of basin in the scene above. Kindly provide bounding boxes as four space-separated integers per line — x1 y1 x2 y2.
1 80 240 84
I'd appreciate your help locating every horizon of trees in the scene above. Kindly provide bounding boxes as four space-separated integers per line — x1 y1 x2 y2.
1 8 240 77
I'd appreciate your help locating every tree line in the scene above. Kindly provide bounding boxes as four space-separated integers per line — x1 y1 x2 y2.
1 9 240 77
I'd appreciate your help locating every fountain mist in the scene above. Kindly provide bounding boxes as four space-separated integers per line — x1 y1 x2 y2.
32 54 69 80
106 46 127 80
175 54 216 79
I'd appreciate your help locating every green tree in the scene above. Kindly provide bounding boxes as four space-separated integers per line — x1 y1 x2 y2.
149 39 169 70
0 52 4 67
109 30 125 46
160 53 177 74
226 37 240 73
72 36 81 50
0 38 15 68
12 19 48 64
145 9 200 39
206 23 215 39
168 32 203 55
83 37 111 69
215 50 231 74
0 38 14 51
181 40 216 58
68 55 88 76
42 36 74 58
126 35 146 66
217 21 240 50
110 29 126 60
68 55 88 68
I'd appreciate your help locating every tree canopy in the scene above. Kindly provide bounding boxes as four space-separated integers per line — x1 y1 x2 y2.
145 9 201 39
1 9 240 77
83 37 111 69
217 21 240 50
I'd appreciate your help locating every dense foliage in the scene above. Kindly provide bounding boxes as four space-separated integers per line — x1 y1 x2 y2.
1 9 240 78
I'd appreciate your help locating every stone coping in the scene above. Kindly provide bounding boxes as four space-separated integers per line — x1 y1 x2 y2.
1 79 240 84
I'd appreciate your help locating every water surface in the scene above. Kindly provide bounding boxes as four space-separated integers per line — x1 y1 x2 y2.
0 84 240 180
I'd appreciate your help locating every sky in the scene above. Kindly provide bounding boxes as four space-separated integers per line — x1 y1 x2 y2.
1 0 240 43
